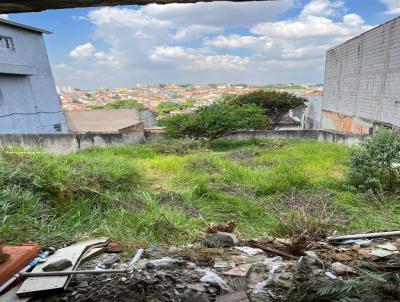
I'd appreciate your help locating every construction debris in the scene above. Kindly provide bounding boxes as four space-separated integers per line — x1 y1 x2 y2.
1 230 400 301
0 243 43 294
216 290 249 302
327 230 400 241
42 259 72 272
0 240 10 264
16 238 109 297
206 220 237 234
204 232 238 248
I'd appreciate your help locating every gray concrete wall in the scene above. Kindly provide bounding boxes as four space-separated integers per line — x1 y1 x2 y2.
227 130 366 145
0 132 144 154
303 95 323 130
322 16 400 134
0 23 67 134
139 110 158 128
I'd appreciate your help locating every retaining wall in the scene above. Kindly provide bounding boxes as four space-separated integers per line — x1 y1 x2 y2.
0 132 144 154
227 130 367 145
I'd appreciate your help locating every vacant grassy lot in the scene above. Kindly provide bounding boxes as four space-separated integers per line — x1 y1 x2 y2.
1 138 400 246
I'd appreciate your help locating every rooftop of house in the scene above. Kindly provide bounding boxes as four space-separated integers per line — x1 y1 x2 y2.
64 109 142 134
0 18 51 34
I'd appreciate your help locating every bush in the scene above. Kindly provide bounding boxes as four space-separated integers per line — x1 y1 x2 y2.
151 139 209 155
231 90 306 129
347 129 400 191
164 102 266 140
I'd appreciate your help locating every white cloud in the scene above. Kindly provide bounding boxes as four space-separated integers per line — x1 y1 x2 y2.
70 42 95 58
251 13 370 39
380 0 400 15
56 0 375 88
204 35 273 51
149 46 248 70
0 14 8 20
174 24 223 41
142 0 295 27
300 0 344 17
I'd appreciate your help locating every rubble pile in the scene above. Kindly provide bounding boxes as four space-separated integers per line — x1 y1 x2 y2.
1 229 400 302
28 232 400 302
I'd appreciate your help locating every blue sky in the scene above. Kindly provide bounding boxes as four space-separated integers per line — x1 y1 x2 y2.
4 0 399 89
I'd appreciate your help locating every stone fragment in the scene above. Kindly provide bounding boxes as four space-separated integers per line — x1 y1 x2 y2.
146 257 185 270
182 290 209 302
102 254 120 268
370 248 399 258
204 232 238 248
43 259 73 272
331 262 356 275
187 283 206 292
324 272 337 279
377 243 398 251
197 269 231 291
235 246 263 256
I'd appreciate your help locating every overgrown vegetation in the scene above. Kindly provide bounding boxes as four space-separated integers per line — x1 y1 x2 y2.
347 129 400 191
2 137 400 247
164 102 266 139
291 265 400 302
88 99 145 110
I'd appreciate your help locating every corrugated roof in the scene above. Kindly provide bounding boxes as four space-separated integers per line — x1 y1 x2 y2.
0 18 51 34
64 109 142 133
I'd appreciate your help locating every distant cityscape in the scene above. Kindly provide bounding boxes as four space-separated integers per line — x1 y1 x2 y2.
58 83 324 114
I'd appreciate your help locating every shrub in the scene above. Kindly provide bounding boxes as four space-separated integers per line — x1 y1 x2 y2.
164 102 266 140
347 129 400 191
151 139 209 155
231 90 306 129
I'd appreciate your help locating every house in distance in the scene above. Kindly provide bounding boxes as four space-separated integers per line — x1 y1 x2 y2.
0 18 67 134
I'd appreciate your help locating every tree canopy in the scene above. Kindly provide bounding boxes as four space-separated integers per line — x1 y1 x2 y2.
88 99 145 110
164 102 266 140
231 90 307 129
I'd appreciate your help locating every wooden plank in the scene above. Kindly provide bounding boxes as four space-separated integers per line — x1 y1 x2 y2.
0 0 270 14
216 290 249 302
17 238 108 297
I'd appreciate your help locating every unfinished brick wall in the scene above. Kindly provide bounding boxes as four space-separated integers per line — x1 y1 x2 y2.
322 16 400 133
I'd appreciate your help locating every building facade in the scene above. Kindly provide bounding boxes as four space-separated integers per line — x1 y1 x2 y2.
0 19 67 134
322 16 400 134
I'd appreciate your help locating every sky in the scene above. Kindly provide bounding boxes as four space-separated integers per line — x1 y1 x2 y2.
2 0 400 89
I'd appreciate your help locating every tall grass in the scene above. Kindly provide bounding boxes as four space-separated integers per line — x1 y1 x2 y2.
1 138 399 246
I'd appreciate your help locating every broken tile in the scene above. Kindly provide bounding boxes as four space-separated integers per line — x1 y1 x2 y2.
223 263 253 277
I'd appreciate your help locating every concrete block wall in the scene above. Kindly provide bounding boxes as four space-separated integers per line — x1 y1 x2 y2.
0 132 144 154
322 16 400 134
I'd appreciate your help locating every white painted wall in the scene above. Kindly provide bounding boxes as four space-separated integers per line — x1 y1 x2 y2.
0 22 67 133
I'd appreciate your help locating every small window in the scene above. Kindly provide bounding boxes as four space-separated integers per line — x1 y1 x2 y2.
0 36 14 51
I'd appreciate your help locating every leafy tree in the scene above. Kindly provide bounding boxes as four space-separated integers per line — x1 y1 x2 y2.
164 103 266 140
348 129 400 191
231 90 306 129
88 99 145 110
156 102 183 115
